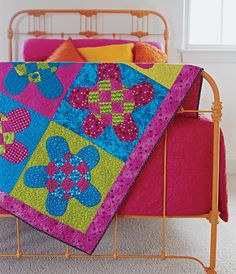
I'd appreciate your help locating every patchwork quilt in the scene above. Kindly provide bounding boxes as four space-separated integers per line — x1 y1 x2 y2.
0 62 202 254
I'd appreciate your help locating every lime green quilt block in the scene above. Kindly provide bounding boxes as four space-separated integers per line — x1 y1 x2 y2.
11 121 124 233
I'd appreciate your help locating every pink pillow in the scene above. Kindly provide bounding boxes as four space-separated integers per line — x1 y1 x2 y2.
23 38 163 61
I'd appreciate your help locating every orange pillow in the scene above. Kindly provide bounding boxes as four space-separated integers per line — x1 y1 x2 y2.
77 43 134 62
46 39 86 62
134 42 167 63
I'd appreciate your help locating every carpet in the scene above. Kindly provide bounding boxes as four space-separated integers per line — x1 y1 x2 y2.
0 174 235 274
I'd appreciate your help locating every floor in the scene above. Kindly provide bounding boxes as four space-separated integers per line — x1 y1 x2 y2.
0 175 235 274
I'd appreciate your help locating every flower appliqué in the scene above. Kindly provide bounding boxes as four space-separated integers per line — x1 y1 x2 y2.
0 108 30 163
4 62 63 99
69 64 154 142
24 136 101 217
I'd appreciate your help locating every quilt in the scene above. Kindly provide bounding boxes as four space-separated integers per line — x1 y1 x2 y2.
0 62 202 254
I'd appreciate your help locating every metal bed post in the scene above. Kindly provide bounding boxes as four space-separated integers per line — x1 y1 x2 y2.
202 71 222 274
161 131 168 259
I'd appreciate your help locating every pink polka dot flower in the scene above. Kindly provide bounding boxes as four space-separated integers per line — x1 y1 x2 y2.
0 108 30 163
69 64 154 142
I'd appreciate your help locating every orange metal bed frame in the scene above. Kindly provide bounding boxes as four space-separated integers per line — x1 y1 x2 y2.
1 9 222 274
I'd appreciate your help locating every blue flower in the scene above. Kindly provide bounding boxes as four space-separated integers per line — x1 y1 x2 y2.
24 136 101 217
4 63 63 99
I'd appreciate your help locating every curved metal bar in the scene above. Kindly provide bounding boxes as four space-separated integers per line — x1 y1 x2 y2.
165 255 207 272
201 71 221 104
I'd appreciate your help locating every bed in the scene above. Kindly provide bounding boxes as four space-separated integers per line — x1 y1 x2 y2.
0 9 227 274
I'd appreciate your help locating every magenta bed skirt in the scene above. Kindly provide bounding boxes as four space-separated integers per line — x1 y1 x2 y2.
0 116 228 221
118 116 228 222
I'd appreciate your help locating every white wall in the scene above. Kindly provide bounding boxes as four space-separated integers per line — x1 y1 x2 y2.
0 0 235 172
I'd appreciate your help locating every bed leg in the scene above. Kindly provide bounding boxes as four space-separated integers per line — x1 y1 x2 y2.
205 211 219 274
113 214 118 259
16 218 21 259
161 131 168 260
65 245 70 259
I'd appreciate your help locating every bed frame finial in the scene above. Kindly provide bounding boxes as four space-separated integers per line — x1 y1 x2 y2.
211 102 223 122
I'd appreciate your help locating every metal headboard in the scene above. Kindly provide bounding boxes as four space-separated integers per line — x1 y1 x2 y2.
8 9 169 61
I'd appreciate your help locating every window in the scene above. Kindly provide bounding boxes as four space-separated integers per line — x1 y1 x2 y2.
186 0 236 49
182 0 236 63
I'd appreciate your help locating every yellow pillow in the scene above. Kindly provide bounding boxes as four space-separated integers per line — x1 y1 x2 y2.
77 43 134 62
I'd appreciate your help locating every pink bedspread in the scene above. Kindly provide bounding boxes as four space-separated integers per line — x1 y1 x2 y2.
118 116 228 221
0 116 228 221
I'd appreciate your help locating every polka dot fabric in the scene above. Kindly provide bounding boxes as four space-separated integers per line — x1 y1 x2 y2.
0 108 30 163
69 63 154 142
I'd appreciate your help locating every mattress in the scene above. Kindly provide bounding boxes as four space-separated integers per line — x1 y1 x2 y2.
0 116 228 221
